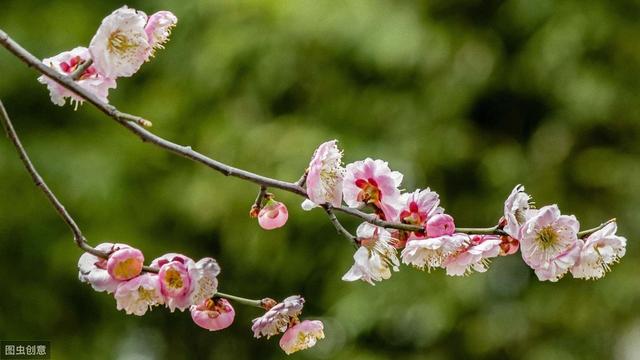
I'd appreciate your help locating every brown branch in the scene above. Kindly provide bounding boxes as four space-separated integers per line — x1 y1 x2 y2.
321 204 358 247
0 99 265 307
0 100 107 258
70 58 93 80
0 28 511 237
295 169 308 187
254 186 269 208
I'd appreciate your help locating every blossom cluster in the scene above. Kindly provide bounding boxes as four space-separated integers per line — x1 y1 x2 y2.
77 243 229 323
38 6 177 108
77 244 324 355
256 140 627 284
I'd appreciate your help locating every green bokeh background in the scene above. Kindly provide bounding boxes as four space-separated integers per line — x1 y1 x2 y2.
1 0 639 359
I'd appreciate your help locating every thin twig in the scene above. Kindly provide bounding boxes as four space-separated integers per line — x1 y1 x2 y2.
295 170 308 187
333 206 423 232
0 100 107 258
70 58 93 80
254 186 268 208
456 226 508 236
577 218 616 238
322 204 358 247
214 292 264 308
0 99 266 307
0 28 522 237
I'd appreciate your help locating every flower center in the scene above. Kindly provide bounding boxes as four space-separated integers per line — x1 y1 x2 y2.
164 268 184 289
401 201 428 226
536 226 558 249
113 258 141 279
355 178 382 204
108 31 136 54
137 287 155 302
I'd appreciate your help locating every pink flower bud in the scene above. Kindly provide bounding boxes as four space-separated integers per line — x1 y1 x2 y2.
107 247 144 281
190 298 235 331
258 201 289 230
426 214 456 237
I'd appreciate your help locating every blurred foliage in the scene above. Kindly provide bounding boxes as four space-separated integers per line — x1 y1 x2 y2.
1 0 640 359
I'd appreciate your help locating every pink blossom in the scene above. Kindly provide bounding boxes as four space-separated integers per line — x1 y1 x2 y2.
252 295 305 339
303 140 345 209
107 247 144 281
38 47 116 108
145 11 178 55
398 189 442 234
443 235 502 276
342 158 403 220
152 253 195 311
279 320 325 355
401 233 466 271
571 222 626 280
342 223 399 285
258 200 289 230
503 185 536 240
520 205 580 281
190 298 235 331
78 242 123 293
114 273 163 316
534 243 582 281
426 214 456 238
89 6 151 78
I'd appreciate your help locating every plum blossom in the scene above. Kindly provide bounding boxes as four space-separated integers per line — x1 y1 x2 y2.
145 11 178 55
571 222 626 280
279 320 325 355
398 188 442 233
258 200 289 230
426 214 456 238
401 233 467 271
89 6 151 78
107 246 144 281
342 223 399 285
443 235 502 276
343 158 403 220
114 273 164 316
38 47 116 108
520 205 581 281
152 253 195 311
503 185 536 240
188 257 221 305
78 242 124 293
190 298 235 331
252 296 305 339
534 244 582 281
302 140 345 210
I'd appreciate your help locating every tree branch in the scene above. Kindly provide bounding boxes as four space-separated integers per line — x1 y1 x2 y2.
322 204 358 247
0 28 529 238
577 218 616 238
0 99 265 308
70 58 93 80
0 100 107 258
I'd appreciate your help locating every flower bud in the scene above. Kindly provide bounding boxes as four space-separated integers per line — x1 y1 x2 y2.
107 246 144 281
426 214 455 237
258 200 289 230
